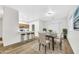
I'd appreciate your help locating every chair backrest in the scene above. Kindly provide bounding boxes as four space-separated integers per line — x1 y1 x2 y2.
56 33 63 42
38 33 47 45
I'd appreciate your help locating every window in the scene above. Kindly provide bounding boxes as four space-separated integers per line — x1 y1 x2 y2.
73 6 79 30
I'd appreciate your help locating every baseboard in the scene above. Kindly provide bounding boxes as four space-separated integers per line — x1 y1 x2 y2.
4 39 36 49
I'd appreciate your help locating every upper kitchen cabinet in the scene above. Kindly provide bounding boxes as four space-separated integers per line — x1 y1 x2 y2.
19 23 29 29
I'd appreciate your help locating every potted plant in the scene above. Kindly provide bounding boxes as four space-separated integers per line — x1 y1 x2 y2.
48 30 52 33
43 28 47 32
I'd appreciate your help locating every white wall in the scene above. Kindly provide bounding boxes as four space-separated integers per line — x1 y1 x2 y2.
0 18 2 37
45 20 61 34
68 16 79 54
3 7 20 46
19 12 28 23
39 20 46 32
67 6 79 54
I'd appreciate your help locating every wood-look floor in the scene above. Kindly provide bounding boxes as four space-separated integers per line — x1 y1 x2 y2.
0 38 74 54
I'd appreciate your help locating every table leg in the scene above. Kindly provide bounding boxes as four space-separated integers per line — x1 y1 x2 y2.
52 38 54 50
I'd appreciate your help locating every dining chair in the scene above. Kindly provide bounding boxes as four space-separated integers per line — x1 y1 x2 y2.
54 34 63 50
38 33 50 54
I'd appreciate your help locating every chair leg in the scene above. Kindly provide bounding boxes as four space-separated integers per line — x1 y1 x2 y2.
49 43 50 49
39 43 41 51
60 41 62 50
45 45 46 54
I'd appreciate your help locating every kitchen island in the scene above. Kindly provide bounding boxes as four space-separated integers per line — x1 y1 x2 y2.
18 30 35 42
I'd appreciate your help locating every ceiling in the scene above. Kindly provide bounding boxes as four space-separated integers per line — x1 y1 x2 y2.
6 5 77 22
